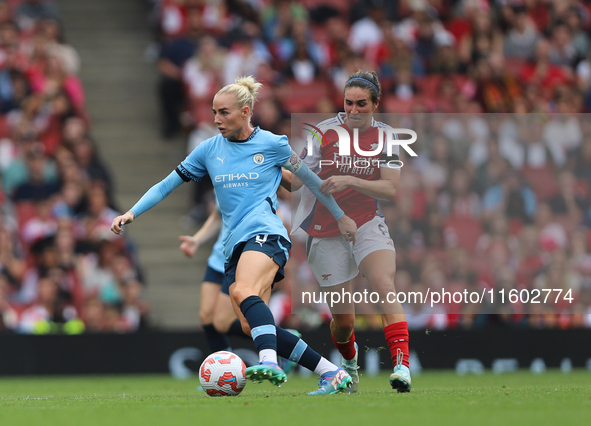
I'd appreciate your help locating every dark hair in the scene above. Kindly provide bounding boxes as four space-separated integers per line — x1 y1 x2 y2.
344 70 381 104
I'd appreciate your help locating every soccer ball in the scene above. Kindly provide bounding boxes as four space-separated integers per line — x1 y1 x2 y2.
199 351 247 396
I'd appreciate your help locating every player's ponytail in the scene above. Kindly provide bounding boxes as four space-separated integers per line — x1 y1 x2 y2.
344 70 381 104
217 76 262 119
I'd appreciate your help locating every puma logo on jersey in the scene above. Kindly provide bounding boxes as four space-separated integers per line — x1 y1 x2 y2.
217 157 225 164
322 274 332 281
370 142 380 150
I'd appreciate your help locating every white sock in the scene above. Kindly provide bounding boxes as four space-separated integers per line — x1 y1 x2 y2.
259 349 278 364
314 357 337 376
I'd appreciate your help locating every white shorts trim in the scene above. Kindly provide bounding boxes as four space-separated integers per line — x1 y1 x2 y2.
307 216 396 288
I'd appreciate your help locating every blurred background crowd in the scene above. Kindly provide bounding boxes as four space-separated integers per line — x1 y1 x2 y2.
149 0 591 331
0 0 149 334
1 0 591 333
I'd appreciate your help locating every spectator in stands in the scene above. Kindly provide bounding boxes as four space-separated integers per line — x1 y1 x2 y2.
347 0 387 55
482 169 537 224
547 169 588 220
182 35 224 125
428 31 464 75
519 38 572 98
534 248 582 296
15 0 60 33
223 23 271 86
18 274 79 334
261 0 308 43
515 225 545 288
519 117 555 170
157 6 202 138
572 139 591 183
535 202 568 253
548 21 577 67
503 5 539 59
2 138 57 197
77 184 118 244
415 134 452 190
16 236 57 303
19 193 57 246
0 46 31 114
36 18 80 75
438 168 481 219
542 105 582 165
0 270 18 331
120 278 149 331
284 36 321 84
476 214 518 258
459 11 503 65
70 137 113 201
12 146 59 201
0 221 25 286
78 238 120 301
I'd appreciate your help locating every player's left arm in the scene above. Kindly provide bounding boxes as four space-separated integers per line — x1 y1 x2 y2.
280 169 292 191
319 167 400 202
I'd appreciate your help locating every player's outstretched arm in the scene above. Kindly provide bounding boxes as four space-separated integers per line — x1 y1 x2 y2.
282 150 357 243
178 209 222 257
110 170 185 235
111 211 135 235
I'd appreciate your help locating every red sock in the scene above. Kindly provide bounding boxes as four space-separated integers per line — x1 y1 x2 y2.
384 321 409 368
331 329 357 361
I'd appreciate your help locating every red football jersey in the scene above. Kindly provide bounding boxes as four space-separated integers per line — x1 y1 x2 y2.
305 124 384 238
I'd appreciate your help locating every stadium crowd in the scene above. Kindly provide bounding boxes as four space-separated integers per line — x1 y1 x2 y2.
151 0 591 330
3 0 591 334
0 0 150 333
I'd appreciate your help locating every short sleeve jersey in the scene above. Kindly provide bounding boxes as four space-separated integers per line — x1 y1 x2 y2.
298 113 400 238
176 127 291 260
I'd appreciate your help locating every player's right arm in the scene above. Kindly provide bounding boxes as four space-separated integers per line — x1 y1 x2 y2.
112 140 209 235
111 170 185 235
178 209 222 258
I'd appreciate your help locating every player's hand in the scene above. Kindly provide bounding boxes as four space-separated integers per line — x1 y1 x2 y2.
178 235 199 257
320 176 352 195
337 215 357 245
111 211 135 235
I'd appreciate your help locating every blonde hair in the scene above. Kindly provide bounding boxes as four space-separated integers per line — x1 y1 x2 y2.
216 76 262 118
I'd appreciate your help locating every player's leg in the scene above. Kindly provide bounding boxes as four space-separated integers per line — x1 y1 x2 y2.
359 248 410 393
324 282 359 393
200 267 231 352
213 287 249 339
275 326 352 395
229 241 286 386
307 235 359 392
229 236 351 392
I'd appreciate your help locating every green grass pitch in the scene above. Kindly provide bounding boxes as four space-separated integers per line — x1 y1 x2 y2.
1 371 590 426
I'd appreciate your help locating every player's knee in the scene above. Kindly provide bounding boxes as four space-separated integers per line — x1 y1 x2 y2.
213 316 230 334
334 316 355 334
231 283 254 306
199 309 214 325
372 276 396 295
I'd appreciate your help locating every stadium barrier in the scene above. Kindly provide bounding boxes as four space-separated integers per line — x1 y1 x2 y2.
0 327 589 376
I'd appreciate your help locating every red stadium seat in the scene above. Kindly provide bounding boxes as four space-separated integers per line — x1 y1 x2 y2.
444 215 482 251
278 79 331 113
382 96 416 113
520 166 558 201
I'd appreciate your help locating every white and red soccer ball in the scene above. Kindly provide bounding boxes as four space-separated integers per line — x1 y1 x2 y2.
199 351 247 396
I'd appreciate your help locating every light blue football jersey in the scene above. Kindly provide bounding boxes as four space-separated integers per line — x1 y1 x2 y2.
208 232 225 273
176 127 291 261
